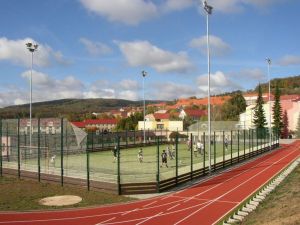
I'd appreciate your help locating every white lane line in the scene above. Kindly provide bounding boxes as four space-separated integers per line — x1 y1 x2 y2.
95 217 116 225
211 151 300 225
142 201 157 208
167 203 181 211
135 212 163 225
181 155 280 203
172 195 239 204
174 148 297 225
121 208 137 216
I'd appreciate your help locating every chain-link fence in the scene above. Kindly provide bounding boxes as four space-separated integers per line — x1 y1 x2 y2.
0 119 279 194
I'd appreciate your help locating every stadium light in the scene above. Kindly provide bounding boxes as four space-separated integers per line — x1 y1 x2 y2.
202 0 213 172
26 42 38 152
142 70 147 144
266 58 272 149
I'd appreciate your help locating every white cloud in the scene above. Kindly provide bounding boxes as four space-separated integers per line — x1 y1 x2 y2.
200 0 288 14
0 37 69 67
162 0 194 12
79 38 112 56
190 35 230 57
79 0 158 25
149 82 197 100
116 40 193 73
197 71 242 95
278 55 300 66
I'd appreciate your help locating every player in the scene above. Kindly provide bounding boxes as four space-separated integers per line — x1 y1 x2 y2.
137 148 143 163
167 146 174 160
224 137 228 151
160 150 168 168
50 155 56 166
112 145 117 162
197 140 204 155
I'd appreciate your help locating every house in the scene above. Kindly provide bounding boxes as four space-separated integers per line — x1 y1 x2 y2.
179 109 207 120
19 118 62 134
239 94 300 131
71 119 117 132
139 112 182 131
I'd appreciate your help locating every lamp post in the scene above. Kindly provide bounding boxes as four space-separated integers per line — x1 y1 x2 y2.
142 70 147 144
26 42 38 152
202 0 213 172
266 58 272 148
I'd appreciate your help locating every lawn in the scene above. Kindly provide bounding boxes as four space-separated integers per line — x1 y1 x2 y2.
0 176 134 211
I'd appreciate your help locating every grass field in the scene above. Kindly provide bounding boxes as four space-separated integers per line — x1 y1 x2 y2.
0 176 134 211
2 138 269 183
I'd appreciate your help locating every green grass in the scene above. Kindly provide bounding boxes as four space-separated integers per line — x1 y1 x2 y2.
0 176 134 211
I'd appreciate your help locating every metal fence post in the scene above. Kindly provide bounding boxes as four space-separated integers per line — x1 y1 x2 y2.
86 133 90 191
0 119 2 177
17 118 20 178
230 130 233 165
125 130 128 148
117 136 121 195
222 131 225 168
38 118 41 182
243 129 245 159
156 136 160 192
237 130 240 162
214 131 216 171
175 134 178 185
203 132 206 175
60 118 64 186
190 133 193 180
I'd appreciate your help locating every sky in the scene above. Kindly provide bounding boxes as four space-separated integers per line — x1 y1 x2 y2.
0 0 300 107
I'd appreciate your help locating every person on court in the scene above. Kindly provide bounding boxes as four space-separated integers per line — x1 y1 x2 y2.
160 150 168 168
224 137 229 151
112 145 117 162
137 148 143 163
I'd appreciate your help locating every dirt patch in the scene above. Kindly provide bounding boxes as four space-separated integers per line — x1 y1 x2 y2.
39 195 82 206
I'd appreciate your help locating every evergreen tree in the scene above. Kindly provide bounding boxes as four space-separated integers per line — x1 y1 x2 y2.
272 84 283 133
282 110 289 138
253 84 267 128
295 113 300 138
221 91 246 121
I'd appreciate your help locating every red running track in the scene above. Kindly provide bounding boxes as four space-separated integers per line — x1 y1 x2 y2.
0 141 299 225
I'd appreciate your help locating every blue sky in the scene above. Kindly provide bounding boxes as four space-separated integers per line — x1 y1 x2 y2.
0 0 300 107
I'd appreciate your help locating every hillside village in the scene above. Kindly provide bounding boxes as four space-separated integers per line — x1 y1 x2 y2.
69 92 300 138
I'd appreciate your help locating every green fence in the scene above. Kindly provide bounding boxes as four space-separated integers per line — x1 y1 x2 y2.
0 118 280 194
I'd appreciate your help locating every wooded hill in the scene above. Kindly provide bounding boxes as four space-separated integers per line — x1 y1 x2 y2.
0 98 164 119
256 75 300 95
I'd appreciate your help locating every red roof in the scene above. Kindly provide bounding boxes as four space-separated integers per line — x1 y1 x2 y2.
71 122 86 128
280 95 300 101
184 109 207 117
84 119 117 125
154 113 170 120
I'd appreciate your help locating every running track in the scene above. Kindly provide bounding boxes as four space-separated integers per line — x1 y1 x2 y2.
0 141 299 225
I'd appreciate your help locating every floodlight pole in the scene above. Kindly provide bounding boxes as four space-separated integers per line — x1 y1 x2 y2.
142 71 147 144
266 58 272 149
26 42 38 153
203 0 213 172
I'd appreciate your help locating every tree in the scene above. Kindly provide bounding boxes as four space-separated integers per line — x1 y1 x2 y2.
253 84 267 128
282 110 289 138
272 84 283 133
116 112 143 131
295 113 300 138
221 91 246 120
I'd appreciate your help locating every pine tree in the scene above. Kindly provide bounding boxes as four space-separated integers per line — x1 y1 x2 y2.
295 113 300 138
272 84 283 133
282 110 289 138
253 84 267 128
